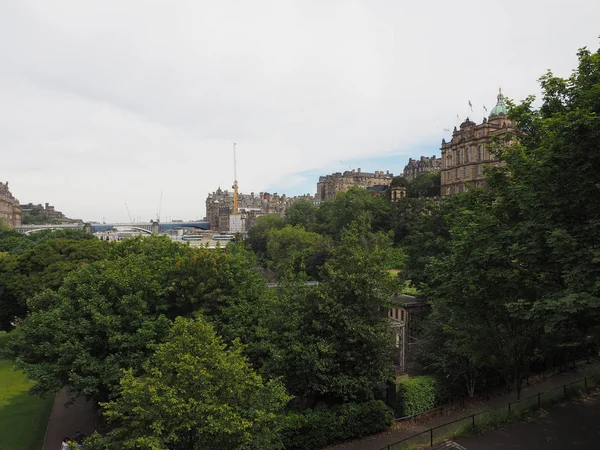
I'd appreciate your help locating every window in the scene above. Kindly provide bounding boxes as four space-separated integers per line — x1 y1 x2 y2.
457 149 461 165
465 148 470 163
477 165 483 176
401 310 405 321
478 145 484 161
395 309 398 320
464 166 468 177
456 168 460 179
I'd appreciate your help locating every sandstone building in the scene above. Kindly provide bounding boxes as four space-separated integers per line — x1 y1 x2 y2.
20 202 66 220
316 169 393 202
440 89 515 196
0 181 22 228
402 155 442 181
205 188 314 233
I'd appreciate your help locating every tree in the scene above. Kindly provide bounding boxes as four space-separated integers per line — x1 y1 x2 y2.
256 226 395 407
315 187 391 238
406 172 441 198
284 199 318 231
246 214 284 258
0 237 109 330
6 237 188 401
266 225 331 279
100 317 290 450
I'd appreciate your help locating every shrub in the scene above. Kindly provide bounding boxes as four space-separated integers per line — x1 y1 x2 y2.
282 400 394 450
397 375 437 417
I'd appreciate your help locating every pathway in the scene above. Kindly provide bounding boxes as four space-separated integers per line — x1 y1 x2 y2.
328 360 600 450
42 388 97 450
458 390 600 449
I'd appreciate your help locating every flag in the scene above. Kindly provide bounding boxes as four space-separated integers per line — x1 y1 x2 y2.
483 105 488 112
468 100 473 112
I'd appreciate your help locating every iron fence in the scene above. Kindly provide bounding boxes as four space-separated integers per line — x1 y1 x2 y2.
381 373 600 450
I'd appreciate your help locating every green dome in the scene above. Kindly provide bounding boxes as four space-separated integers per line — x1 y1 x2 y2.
489 88 508 118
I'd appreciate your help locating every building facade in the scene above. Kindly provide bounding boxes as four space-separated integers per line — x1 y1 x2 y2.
20 202 66 220
316 169 393 202
440 89 515 196
402 155 442 181
205 188 315 233
0 181 22 228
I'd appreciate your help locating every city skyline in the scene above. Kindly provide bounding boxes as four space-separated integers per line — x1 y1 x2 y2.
2 0 599 222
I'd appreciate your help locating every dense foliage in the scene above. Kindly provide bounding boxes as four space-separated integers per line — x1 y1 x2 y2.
2 44 599 449
100 317 290 450
415 45 600 399
396 376 437 417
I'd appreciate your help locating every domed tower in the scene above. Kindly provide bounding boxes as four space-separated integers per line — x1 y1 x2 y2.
489 88 508 119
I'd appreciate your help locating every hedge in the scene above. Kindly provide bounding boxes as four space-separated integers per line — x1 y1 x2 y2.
397 375 437 417
282 400 394 450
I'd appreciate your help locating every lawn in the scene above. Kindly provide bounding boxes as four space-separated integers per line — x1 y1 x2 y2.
0 333 54 450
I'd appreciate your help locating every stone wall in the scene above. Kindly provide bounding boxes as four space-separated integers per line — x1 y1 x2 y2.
0 181 22 228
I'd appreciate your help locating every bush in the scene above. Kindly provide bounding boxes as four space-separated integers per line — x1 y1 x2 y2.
397 375 437 417
282 400 394 450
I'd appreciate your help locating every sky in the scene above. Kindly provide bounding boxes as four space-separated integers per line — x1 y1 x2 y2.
1 0 599 222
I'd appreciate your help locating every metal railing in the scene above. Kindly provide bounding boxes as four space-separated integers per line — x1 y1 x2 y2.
392 355 596 424
381 373 600 450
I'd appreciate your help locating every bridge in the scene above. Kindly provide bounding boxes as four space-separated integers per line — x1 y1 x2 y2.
15 220 211 234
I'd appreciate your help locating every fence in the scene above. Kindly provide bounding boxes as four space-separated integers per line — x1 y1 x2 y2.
392 355 596 424
381 373 600 450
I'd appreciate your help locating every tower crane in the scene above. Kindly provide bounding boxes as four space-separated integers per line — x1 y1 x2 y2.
232 143 239 215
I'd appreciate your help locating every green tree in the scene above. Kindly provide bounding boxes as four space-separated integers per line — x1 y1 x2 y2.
6 237 187 401
257 227 395 406
406 172 441 198
100 316 290 450
315 187 391 238
246 214 284 258
266 225 331 279
284 199 318 231
0 237 110 330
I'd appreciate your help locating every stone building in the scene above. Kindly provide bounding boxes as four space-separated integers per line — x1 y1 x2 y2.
402 155 442 181
316 169 393 202
20 202 66 220
205 188 314 232
0 181 22 228
440 89 515 196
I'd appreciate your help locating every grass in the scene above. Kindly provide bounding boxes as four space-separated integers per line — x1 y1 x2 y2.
0 333 54 450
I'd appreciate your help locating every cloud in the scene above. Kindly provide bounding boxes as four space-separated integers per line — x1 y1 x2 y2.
1 0 599 221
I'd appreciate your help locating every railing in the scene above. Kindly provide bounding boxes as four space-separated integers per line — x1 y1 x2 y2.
392 355 595 424
381 373 600 450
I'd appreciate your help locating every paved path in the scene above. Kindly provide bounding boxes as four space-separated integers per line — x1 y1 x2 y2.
328 360 600 450
43 388 97 450
459 390 600 449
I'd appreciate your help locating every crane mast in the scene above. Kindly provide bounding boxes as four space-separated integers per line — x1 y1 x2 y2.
232 142 239 214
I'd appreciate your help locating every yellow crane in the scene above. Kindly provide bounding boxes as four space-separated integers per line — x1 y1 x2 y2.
232 142 238 214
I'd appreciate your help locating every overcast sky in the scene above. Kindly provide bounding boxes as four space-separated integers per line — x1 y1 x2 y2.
1 1 598 222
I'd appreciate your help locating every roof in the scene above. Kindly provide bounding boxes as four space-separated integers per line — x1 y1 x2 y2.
489 88 508 118
390 294 426 308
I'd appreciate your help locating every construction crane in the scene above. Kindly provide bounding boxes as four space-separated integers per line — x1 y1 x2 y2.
232 143 239 214
124 203 133 223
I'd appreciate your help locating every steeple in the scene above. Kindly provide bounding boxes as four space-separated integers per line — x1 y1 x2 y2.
489 87 508 118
